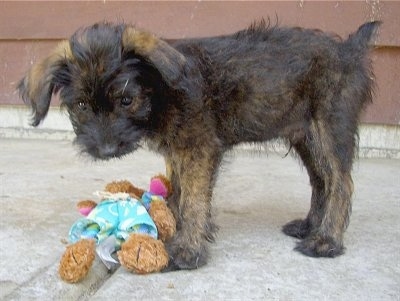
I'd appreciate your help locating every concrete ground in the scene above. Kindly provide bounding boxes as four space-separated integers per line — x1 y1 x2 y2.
0 138 399 300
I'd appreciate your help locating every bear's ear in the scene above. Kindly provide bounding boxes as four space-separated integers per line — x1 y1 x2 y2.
18 40 72 126
121 26 203 100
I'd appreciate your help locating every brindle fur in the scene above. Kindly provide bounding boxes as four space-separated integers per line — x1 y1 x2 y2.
18 20 380 269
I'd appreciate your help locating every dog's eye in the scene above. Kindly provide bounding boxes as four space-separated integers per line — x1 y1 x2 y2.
77 101 87 111
120 97 133 107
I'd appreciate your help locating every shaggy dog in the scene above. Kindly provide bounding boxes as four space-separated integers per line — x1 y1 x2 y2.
18 20 380 270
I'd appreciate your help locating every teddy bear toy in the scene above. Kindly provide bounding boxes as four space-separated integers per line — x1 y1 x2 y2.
58 175 176 283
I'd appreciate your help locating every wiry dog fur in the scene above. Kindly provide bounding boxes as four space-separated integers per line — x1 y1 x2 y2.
18 20 380 270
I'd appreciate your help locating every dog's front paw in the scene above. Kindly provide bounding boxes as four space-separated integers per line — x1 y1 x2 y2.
165 231 209 270
282 218 312 239
295 234 344 258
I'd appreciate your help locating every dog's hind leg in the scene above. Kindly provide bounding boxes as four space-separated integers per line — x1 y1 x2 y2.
282 139 325 239
283 119 354 257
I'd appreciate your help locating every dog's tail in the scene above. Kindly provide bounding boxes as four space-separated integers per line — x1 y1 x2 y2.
345 21 382 51
339 22 381 116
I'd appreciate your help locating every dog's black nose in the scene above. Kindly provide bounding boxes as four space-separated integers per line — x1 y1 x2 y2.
98 144 118 158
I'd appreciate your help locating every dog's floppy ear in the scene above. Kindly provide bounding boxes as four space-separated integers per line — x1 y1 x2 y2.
18 40 72 126
122 27 203 100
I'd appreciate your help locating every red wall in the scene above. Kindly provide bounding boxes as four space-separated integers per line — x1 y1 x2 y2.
1 1 399 124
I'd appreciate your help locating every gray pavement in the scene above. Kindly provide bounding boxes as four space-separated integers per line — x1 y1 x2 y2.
0 138 399 300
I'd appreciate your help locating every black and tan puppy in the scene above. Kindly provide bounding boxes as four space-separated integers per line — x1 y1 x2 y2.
18 20 380 270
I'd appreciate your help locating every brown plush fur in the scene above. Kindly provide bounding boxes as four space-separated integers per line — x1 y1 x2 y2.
105 180 144 198
19 20 380 271
118 233 169 274
76 199 98 211
149 200 176 242
59 239 96 283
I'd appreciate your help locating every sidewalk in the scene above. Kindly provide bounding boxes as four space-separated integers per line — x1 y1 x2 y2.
1 138 399 300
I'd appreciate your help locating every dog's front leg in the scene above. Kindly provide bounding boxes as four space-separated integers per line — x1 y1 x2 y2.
164 157 181 228
165 149 221 270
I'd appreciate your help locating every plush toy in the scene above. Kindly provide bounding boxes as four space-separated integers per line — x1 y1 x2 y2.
59 175 176 283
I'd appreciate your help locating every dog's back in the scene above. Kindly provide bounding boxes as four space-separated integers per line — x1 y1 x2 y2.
173 21 380 147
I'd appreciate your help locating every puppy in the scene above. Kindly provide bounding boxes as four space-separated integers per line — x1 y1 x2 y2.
18 20 380 270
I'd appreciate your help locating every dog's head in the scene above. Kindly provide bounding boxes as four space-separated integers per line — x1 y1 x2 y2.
18 23 201 159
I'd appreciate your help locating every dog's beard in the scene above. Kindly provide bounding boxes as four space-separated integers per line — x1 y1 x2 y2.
72 119 145 160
